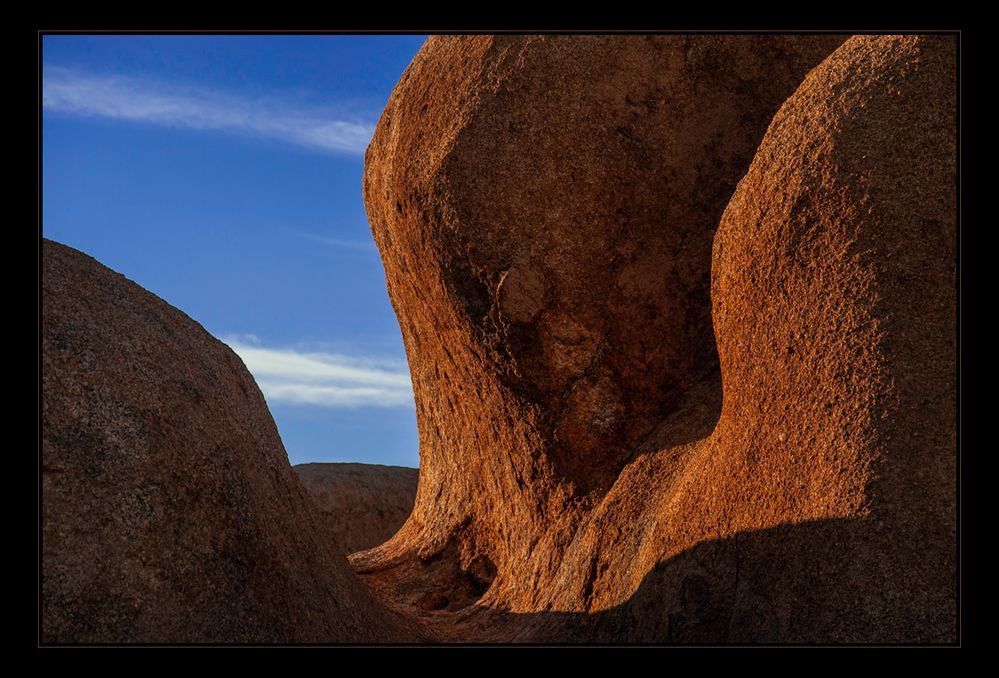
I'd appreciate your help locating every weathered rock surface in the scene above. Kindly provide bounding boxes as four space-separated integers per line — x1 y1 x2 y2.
41 240 410 643
40 33 956 645
360 34 956 643
359 34 846 620
294 463 418 555
529 34 958 643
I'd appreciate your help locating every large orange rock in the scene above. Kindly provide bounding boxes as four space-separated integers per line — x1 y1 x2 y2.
361 34 955 642
536 34 957 643
359 35 848 623
41 240 411 642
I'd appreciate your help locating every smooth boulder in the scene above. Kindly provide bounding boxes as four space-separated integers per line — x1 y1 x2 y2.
42 240 410 642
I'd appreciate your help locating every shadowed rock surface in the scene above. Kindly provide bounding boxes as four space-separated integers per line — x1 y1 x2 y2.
41 240 411 643
359 34 956 642
294 463 418 555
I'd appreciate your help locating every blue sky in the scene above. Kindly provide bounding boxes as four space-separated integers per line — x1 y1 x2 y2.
42 35 427 468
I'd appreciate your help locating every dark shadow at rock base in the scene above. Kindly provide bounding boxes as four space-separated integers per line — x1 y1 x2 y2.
370 517 956 644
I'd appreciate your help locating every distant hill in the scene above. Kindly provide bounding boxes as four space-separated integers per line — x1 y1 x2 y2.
294 462 418 556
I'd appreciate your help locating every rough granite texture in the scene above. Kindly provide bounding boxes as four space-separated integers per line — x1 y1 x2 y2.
294 463 418 556
40 34 956 645
41 240 412 643
359 34 956 642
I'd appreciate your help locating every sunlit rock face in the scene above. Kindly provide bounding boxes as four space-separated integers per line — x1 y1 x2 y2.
360 34 955 642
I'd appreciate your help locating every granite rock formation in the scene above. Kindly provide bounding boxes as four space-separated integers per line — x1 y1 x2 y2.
358 33 846 619
295 463 418 555
41 240 411 643
359 34 956 642
40 33 957 645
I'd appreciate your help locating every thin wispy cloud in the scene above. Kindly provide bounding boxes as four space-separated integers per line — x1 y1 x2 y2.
43 66 375 155
224 338 413 408
294 230 378 253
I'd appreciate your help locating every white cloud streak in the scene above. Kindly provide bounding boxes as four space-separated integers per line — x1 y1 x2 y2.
294 230 378 253
42 66 375 155
225 339 414 408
